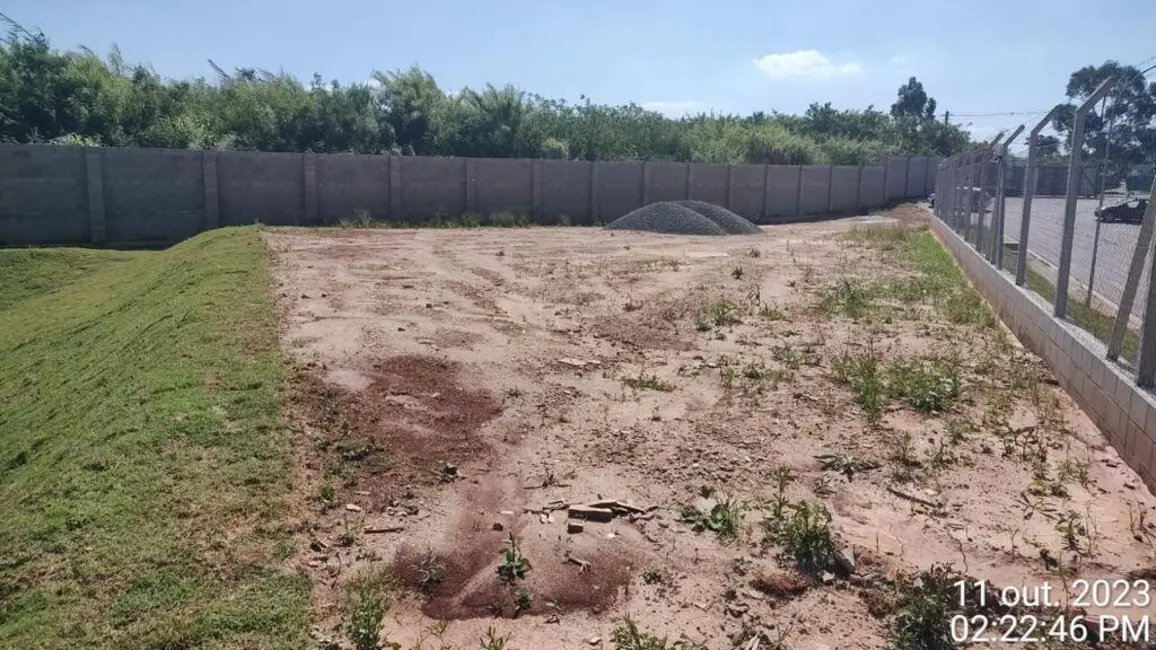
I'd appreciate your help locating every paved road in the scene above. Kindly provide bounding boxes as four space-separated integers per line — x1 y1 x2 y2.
999 196 1150 319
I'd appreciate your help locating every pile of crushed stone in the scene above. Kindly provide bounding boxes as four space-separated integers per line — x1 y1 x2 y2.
605 201 761 236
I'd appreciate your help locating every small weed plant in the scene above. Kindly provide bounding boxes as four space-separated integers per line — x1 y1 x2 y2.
497 533 531 584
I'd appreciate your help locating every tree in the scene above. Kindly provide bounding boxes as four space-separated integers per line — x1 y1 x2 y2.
1051 61 1156 176
0 21 972 162
891 77 937 120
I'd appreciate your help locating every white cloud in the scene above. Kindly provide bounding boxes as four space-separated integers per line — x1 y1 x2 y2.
890 55 909 66
753 50 862 80
641 100 711 117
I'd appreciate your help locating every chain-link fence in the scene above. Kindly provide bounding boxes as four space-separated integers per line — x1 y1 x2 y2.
932 71 1156 388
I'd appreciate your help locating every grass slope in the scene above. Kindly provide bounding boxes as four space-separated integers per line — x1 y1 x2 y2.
0 228 309 649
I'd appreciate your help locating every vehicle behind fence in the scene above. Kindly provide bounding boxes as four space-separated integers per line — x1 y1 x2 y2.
932 73 1156 389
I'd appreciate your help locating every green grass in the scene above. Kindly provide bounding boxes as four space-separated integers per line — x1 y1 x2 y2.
0 248 136 310
1001 243 1141 361
848 226 999 330
0 228 309 649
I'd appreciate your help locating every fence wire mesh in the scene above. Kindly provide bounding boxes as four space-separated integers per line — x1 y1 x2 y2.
933 67 1156 387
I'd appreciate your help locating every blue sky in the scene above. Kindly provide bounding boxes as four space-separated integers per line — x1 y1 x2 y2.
8 0 1156 145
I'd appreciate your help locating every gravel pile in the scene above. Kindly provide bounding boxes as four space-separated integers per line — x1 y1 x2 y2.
605 203 727 236
673 200 763 235
605 201 761 236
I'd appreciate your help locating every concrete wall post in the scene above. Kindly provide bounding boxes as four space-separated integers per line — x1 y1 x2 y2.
590 161 601 224
531 159 542 220
84 148 106 244
642 161 651 205
202 150 219 231
389 156 402 219
303 153 318 225
465 158 477 213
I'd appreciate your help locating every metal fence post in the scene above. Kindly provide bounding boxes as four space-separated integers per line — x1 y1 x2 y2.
1107 178 1156 361
992 126 1025 267
1017 106 1063 286
1056 79 1116 318
974 135 1002 255
1139 253 1156 387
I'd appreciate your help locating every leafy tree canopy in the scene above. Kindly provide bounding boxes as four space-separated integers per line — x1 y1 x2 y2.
0 19 970 163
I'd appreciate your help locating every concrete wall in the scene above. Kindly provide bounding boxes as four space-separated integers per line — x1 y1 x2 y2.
689 163 728 206
0 146 89 245
932 217 1156 493
728 164 766 222
830 166 861 214
0 143 937 245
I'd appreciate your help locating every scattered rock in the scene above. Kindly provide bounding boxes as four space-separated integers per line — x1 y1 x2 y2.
587 637 601 645
344 503 363 513
835 547 856 575
726 602 750 618
567 522 585 534
568 505 616 522
821 572 836 585
493 522 504 531
364 524 405 534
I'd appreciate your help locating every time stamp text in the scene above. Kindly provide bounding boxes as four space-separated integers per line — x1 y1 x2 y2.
950 579 1152 644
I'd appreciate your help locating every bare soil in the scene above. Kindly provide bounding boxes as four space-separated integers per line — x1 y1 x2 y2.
264 215 1156 650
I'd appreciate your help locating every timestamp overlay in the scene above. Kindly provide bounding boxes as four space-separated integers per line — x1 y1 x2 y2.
950 578 1153 644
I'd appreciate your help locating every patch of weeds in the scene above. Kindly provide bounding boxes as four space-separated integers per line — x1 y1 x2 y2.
832 349 962 421
765 467 794 525
1056 509 1098 556
815 453 879 475
772 343 818 370
831 348 886 422
747 247 761 258
819 279 874 319
758 302 787 320
679 496 746 540
1028 459 1068 498
344 568 395 650
767 501 836 574
622 370 675 392
945 419 972 444
732 266 745 280
623 296 643 312
925 439 958 474
313 481 338 510
642 566 669 585
741 360 770 381
885 358 961 414
1057 458 1091 489
704 298 744 328
496 533 531 584
719 366 737 389
337 520 360 547
812 475 836 498
886 564 973 650
514 588 533 614
611 617 706 650
889 432 921 483
412 548 446 592
480 627 510 650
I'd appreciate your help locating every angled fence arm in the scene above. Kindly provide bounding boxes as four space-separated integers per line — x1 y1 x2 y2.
1056 79 1116 318
992 125 1024 266
1016 105 1064 286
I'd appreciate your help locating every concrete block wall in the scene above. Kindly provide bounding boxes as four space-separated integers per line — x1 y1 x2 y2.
932 218 1156 492
0 143 939 245
0 146 89 245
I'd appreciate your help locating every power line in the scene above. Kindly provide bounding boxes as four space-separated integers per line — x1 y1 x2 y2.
949 110 1053 118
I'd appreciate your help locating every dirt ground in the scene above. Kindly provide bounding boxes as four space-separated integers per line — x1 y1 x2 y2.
263 214 1156 650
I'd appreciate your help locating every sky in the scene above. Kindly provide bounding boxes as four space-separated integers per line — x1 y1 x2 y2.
7 0 1156 147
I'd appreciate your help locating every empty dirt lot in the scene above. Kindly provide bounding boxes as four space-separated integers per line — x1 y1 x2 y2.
265 217 1156 650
